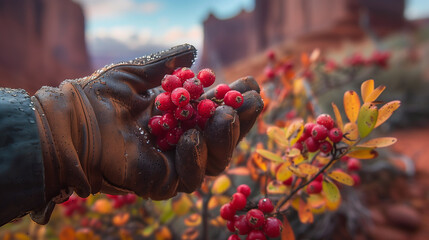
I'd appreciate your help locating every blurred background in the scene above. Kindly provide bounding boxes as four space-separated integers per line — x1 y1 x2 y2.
2 0 429 239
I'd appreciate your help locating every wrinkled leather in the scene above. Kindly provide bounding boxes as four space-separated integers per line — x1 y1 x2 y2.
31 44 263 207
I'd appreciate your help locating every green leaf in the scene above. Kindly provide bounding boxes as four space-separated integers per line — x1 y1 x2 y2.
256 149 283 163
322 180 340 203
357 103 378 138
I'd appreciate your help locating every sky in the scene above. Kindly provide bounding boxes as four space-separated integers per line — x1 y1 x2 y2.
73 0 429 69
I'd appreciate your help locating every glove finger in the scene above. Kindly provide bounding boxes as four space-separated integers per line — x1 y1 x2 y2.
175 129 208 193
202 76 260 100
235 90 264 141
101 44 196 93
204 106 240 176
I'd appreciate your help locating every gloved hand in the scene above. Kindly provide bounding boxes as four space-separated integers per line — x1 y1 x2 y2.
30 44 263 223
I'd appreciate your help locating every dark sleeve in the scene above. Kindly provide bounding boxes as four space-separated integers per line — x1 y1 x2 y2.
0 88 46 226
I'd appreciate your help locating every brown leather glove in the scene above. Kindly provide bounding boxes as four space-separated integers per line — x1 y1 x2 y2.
30 44 263 224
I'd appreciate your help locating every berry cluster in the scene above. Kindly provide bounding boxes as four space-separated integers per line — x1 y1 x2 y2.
148 67 244 151
221 184 283 240
106 194 137 208
61 195 87 217
293 114 343 154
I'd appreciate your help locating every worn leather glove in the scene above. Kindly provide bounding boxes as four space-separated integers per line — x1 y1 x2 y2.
30 44 263 224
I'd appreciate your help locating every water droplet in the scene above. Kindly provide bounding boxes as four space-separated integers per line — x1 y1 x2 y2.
28 119 35 124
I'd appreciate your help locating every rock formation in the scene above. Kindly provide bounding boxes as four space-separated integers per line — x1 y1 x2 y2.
0 0 91 94
200 0 406 68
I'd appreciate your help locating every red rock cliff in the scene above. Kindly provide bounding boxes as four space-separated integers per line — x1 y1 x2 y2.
0 0 91 94
200 0 405 68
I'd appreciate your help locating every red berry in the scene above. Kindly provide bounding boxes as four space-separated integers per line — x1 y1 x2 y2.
171 87 190 107
235 215 252 235
237 184 251 198
148 115 165 136
124 194 137 204
347 158 361 171
228 234 240 240
340 156 350 162
156 137 173 151
258 198 274 213
306 181 322 194
314 174 323 182
292 141 303 151
197 99 217 118
263 217 282 238
181 115 198 131
214 84 231 99
319 140 333 153
166 127 184 145
220 203 237 221
174 67 195 83
351 173 361 186
183 78 204 100
283 176 293 186
316 114 335 130
304 123 316 136
161 75 182 92
246 209 265 228
196 114 209 129
305 137 320 152
224 90 244 109
264 66 275 79
227 216 238 232
197 68 216 87
160 113 178 130
155 92 175 112
231 192 247 210
328 128 343 143
311 124 328 141
174 103 194 121
246 230 267 240
267 50 275 60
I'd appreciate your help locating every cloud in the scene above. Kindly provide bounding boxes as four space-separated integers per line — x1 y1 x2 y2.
73 0 161 19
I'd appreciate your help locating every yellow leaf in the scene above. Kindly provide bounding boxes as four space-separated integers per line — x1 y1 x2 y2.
322 180 340 203
361 79 374 103
375 100 401 128
211 175 231 195
184 213 202 227
13 233 30 240
348 148 378 159
276 162 293 181
285 120 304 140
253 154 268 171
208 196 230 209
325 195 341 211
298 198 314 223
357 137 397 148
293 155 305 165
281 216 296 240
357 103 378 138
343 90 361 123
289 166 305 177
365 85 386 103
331 102 343 131
290 124 304 146
267 180 288 194
256 149 283 163
298 163 319 175
328 171 354 186
343 122 358 144
172 194 192 216
287 148 301 157
267 126 289 147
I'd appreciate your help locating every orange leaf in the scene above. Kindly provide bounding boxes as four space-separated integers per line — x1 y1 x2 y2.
184 213 202 227
348 148 378 159
357 137 397 148
60 227 76 240
343 90 361 123
328 170 354 186
298 198 314 223
307 194 326 210
113 212 130 227
92 199 113 214
211 175 231 195
361 79 374 103
119 229 132 240
281 216 296 240
375 100 401 128
155 226 172 240
182 228 199 240
365 85 386 103
331 102 343 131
226 167 250 176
